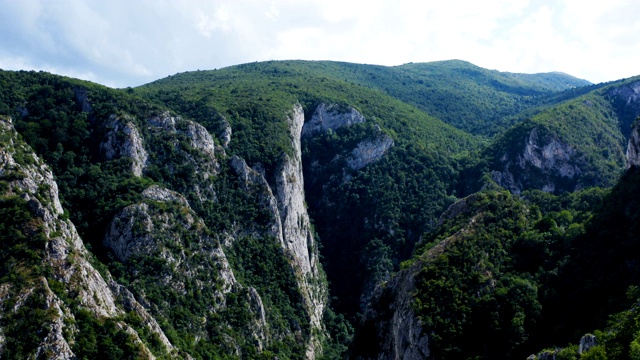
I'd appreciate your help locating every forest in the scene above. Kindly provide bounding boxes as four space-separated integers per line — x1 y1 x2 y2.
0 60 639 359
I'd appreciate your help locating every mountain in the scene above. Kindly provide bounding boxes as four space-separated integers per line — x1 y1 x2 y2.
457 75 640 196
0 60 639 360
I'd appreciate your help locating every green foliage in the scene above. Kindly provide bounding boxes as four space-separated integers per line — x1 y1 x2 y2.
303 131 458 316
0 195 46 277
0 286 56 359
73 309 146 360
225 235 310 358
0 61 637 360
401 187 609 359
319 306 354 359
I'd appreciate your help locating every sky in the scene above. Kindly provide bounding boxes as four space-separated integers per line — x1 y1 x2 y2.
0 0 638 88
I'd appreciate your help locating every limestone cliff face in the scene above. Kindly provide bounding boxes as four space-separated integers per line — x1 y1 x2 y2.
302 103 394 182
347 134 394 170
355 258 430 360
608 81 640 105
104 185 238 297
607 80 640 138
219 115 232 148
104 184 268 351
101 114 149 177
230 105 328 359
0 116 176 359
277 105 326 359
491 126 582 194
627 121 640 168
302 102 366 136
101 111 222 201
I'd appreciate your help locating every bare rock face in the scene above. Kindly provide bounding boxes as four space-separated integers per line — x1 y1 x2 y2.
104 184 268 350
607 81 640 136
277 105 327 358
521 128 576 174
146 111 220 201
347 134 394 170
627 121 640 168
607 80 640 106
73 87 92 113
0 116 175 359
101 114 149 177
579 334 597 355
103 202 156 263
230 105 328 359
491 127 581 194
104 185 238 297
220 116 232 148
302 102 366 136
142 185 189 206
356 259 430 360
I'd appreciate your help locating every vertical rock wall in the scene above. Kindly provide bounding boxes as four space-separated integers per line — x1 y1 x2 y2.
276 105 326 358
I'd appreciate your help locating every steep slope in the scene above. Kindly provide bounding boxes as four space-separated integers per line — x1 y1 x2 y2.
0 115 177 359
137 61 481 321
0 70 329 359
352 103 640 360
0 62 634 360
462 76 640 195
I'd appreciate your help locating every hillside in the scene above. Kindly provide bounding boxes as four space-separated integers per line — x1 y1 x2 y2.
0 60 639 360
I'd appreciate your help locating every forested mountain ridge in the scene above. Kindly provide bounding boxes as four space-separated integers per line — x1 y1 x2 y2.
0 60 639 360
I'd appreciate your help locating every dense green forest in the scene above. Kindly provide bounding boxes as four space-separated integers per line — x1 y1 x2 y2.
0 60 639 359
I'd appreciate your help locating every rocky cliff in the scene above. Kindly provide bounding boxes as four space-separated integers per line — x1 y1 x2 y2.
347 133 394 171
101 111 222 202
354 260 430 360
627 120 640 168
301 103 366 137
103 183 268 353
101 114 149 177
607 80 640 138
278 105 326 358
230 105 328 358
302 103 394 183
96 103 329 358
0 116 176 359
490 126 584 194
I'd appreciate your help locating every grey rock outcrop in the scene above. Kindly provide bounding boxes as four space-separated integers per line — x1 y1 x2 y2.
104 185 238 298
0 116 176 359
220 116 232 148
357 259 430 360
146 111 220 201
31 279 74 360
347 134 394 170
73 87 92 113
142 185 189 206
491 127 581 194
278 105 326 359
607 81 640 137
608 81 640 105
229 105 328 358
627 121 640 168
104 184 267 350
578 334 597 354
302 102 366 136
101 114 149 177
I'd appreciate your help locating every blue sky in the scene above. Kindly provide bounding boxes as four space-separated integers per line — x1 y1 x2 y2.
1 0 638 88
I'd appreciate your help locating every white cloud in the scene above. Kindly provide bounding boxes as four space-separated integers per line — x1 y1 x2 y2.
0 0 637 87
